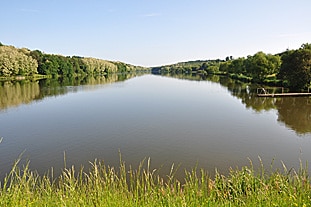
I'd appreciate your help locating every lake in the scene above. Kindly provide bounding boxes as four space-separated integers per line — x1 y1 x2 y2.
0 74 311 180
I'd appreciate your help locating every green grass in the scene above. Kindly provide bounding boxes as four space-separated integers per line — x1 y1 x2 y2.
0 157 310 207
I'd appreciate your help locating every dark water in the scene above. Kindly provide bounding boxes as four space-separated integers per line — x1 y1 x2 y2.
0 74 310 179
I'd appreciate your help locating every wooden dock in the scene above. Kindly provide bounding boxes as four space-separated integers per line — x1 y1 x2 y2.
257 88 311 97
257 93 311 97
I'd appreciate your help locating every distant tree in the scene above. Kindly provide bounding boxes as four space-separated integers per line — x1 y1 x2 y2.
301 43 311 50
219 61 231 73
0 45 38 77
278 45 311 90
71 57 85 75
115 62 128 73
200 63 208 70
225 56 233 61
30 50 44 63
82 57 118 74
245 52 281 82
228 58 245 74
207 64 220 73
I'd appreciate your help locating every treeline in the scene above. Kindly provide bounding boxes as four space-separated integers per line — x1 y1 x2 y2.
0 43 147 78
152 59 222 75
0 45 38 77
153 43 311 90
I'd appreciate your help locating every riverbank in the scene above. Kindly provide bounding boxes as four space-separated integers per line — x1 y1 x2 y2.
0 74 50 81
1 158 310 206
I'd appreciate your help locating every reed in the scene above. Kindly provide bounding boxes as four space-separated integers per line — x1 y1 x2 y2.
0 156 310 206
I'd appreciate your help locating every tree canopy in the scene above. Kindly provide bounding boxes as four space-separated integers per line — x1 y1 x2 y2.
0 46 38 77
245 52 281 82
0 43 145 78
153 43 310 90
278 44 311 90
1 42 310 90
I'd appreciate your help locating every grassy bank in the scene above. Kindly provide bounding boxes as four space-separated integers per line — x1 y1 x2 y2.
0 157 310 207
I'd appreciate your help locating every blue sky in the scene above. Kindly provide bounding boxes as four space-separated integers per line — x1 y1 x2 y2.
1 0 310 67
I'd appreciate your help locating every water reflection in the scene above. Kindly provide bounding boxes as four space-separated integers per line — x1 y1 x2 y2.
0 81 40 110
219 78 277 112
218 78 311 135
1 73 311 136
155 73 311 135
0 73 310 181
275 97 311 135
0 73 139 111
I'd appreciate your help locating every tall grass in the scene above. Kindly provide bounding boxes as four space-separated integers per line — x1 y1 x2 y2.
0 156 310 206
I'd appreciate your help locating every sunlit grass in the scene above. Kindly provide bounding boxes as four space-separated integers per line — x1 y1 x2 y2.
0 156 310 206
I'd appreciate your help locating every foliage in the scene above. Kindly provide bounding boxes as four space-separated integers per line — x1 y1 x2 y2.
154 52 282 85
219 44 310 90
278 44 311 90
229 57 246 74
245 52 281 82
36 54 74 76
153 59 222 75
0 46 38 77
0 43 147 78
154 44 311 90
218 52 282 83
1 41 310 90
0 157 310 206
81 57 118 74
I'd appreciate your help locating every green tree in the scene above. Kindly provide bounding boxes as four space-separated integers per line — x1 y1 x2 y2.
278 45 311 90
301 43 311 50
228 58 245 74
0 46 38 77
245 52 281 82
219 61 231 73
82 57 118 74
200 63 208 70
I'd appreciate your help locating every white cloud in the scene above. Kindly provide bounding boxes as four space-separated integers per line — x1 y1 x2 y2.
19 8 40 13
142 13 161 17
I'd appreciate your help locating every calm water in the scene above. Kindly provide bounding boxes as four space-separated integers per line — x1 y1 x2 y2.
0 74 311 179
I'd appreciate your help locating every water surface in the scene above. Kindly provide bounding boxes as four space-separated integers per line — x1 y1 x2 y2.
0 74 310 179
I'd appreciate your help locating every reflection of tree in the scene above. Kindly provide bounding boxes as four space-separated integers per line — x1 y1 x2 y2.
158 73 204 81
219 77 311 135
219 77 311 134
0 81 40 110
165 74 311 135
219 77 277 112
275 97 311 135
0 73 140 111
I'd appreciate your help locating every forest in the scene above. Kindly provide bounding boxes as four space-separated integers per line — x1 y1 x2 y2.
153 43 311 90
1 42 310 90
0 42 146 78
